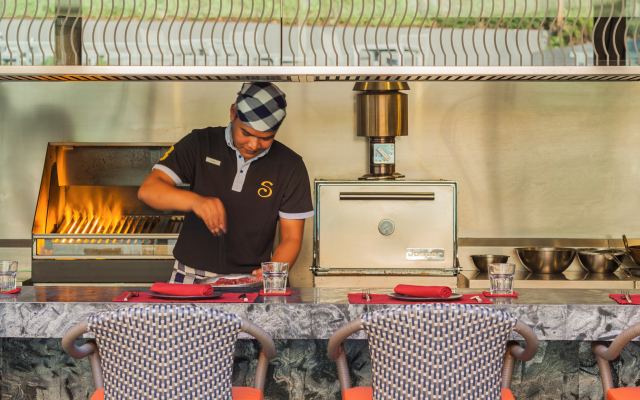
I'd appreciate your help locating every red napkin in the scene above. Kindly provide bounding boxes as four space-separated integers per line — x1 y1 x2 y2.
609 294 640 305
260 290 291 296
0 288 21 294
113 292 258 303
348 293 493 304
150 282 213 296
394 285 452 298
483 291 518 298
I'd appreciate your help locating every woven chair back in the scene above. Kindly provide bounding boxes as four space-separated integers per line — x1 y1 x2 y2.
88 305 241 400
361 303 517 400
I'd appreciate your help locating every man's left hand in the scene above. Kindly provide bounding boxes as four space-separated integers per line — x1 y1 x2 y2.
252 268 262 276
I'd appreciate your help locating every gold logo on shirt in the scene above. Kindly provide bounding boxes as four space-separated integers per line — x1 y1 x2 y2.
159 146 174 161
258 181 273 198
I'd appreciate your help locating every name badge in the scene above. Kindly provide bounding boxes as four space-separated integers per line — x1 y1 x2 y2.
206 157 221 166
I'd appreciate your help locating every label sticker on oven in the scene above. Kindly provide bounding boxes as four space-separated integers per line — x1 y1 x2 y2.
406 248 445 261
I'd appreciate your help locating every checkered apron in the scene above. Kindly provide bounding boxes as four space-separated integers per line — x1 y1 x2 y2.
168 260 218 284
88 305 242 400
361 303 518 400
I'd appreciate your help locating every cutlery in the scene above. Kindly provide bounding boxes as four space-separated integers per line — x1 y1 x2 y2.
124 291 139 302
470 296 482 303
361 289 371 302
625 291 633 303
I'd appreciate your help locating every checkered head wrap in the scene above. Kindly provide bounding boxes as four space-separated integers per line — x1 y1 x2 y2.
235 82 287 132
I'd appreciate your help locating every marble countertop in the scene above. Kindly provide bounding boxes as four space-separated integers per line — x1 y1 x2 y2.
1 286 638 341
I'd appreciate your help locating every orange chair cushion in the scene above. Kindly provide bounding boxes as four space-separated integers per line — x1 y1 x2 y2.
343 386 373 400
501 388 515 400
607 387 640 400
232 387 264 400
343 387 515 400
88 387 262 400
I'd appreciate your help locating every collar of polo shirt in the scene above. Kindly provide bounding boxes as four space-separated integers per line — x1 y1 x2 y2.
225 122 271 193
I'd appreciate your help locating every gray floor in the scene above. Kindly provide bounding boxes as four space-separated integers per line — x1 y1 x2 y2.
1 338 638 400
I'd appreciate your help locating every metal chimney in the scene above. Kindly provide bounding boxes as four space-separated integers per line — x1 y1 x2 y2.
354 82 409 180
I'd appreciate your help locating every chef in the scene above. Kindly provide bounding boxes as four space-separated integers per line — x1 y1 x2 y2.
138 82 314 284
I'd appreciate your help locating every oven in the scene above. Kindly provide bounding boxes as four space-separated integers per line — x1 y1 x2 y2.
311 180 460 288
31 143 181 284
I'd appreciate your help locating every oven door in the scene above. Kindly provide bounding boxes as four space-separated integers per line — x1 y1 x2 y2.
314 181 457 271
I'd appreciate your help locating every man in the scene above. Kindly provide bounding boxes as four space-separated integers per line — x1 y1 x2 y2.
138 82 314 284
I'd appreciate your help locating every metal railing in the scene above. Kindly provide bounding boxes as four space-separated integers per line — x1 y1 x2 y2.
0 0 638 67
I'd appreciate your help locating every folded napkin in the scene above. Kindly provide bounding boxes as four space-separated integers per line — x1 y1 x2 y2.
609 294 640 305
150 282 213 296
0 288 20 294
394 285 452 298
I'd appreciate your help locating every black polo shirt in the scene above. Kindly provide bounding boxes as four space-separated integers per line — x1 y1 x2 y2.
154 125 314 274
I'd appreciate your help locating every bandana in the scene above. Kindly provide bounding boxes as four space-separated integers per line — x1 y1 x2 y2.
235 82 287 132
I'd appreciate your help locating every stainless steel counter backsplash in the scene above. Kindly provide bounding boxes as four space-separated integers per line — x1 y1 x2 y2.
1 80 639 285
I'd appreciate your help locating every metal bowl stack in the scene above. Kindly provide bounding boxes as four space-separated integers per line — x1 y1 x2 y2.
577 248 626 274
470 255 510 272
515 247 577 274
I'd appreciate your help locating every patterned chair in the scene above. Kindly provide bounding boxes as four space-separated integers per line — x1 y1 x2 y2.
592 322 640 400
327 303 539 400
62 305 276 400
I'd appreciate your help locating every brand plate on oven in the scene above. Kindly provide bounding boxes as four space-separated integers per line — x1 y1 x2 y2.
406 248 445 261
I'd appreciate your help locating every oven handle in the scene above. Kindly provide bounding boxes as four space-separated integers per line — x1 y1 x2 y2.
339 192 435 201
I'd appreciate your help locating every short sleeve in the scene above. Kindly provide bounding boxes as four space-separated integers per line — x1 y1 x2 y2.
153 131 200 185
279 158 314 219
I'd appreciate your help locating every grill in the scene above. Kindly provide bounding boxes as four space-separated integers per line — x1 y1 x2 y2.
32 143 181 284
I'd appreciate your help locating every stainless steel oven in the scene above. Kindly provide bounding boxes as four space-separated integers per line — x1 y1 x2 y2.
311 180 459 287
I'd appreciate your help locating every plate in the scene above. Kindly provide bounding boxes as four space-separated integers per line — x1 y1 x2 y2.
148 291 224 300
194 274 263 288
387 293 463 301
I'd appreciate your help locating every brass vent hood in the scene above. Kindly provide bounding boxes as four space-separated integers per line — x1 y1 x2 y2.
354 82 409 180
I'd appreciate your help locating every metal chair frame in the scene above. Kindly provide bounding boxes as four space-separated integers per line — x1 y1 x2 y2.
327 312 539 394
592 321 640 394
61 308 276 393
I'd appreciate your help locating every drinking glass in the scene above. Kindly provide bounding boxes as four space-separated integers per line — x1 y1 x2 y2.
262 262 288 294
488 263 516 295
0 261 18 293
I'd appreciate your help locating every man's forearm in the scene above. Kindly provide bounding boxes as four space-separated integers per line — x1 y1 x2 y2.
138 177 201 212
270 237 303 268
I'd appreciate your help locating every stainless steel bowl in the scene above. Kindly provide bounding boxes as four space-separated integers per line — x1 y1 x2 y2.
577 248 626 274
515 247 577 274
470 255 509 272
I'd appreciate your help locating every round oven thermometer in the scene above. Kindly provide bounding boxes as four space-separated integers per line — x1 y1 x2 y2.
378 219 395 236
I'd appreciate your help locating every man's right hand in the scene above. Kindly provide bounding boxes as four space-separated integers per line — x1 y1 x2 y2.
138 169 227 236
192 196 227 236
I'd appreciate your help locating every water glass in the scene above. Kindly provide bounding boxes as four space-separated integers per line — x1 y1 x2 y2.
0 261 18 293
488 263 516 295
262 262 288 294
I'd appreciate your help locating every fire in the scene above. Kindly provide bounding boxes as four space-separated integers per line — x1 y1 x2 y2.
55 188 125 244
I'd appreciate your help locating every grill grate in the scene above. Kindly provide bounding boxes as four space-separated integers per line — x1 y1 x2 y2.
53 214 183 243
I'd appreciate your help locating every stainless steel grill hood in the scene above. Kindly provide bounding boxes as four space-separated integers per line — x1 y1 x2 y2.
32 143 180 284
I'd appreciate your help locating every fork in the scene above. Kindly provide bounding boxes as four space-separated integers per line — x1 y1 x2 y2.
124 291 139 302
624 290 633 303
361 289 371 302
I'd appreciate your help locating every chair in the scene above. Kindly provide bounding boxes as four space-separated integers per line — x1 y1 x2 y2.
62 305 275 400
327 303 538 400
592 322 640 400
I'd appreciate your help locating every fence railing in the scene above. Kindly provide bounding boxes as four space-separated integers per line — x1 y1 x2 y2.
0 0 638 67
